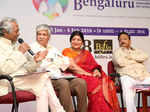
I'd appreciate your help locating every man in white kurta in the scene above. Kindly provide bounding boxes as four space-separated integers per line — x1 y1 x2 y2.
30 24 88 112
112 32 150 112
31 41 70 79
0 17 65 112
0 37 37 93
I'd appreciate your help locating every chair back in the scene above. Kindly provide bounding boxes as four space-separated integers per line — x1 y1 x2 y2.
107 61 120 90
108 61 116 75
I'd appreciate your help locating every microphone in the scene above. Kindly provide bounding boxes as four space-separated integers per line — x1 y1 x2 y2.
18 38 35 56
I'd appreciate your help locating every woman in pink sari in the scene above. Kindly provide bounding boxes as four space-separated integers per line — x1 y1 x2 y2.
62 31 120 112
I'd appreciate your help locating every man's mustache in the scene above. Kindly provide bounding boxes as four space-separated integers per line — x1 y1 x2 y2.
120 42 126 45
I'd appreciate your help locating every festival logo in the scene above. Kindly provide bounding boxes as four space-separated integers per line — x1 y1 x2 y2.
32 0 69 19
94 39 112 54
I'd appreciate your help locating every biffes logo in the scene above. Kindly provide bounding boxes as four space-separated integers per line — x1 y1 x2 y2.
32 0 69 20
94 39 112 54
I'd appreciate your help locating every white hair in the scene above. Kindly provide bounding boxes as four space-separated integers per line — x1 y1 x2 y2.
0 17 18 33
36 24 51 36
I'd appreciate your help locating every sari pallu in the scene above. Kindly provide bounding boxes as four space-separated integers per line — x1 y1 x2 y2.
62 48 120 112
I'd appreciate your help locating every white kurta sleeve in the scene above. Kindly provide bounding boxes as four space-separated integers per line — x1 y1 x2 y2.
112 48 136 67
59 56 70 71
53 47 70 71
0 50 27 75
130 48 149 63
24 53 39 72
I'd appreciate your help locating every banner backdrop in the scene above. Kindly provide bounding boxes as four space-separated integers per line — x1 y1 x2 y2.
0 0 150 111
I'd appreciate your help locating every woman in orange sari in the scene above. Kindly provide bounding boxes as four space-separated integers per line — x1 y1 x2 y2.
62 31 120 112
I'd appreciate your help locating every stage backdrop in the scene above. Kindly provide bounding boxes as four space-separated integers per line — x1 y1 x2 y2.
0 0 150 111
